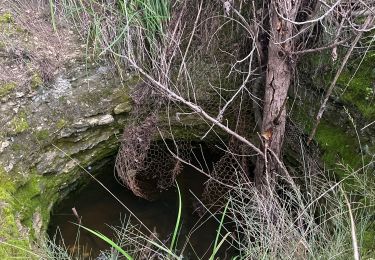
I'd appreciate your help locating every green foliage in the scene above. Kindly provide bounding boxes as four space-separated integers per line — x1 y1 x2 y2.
210 201 230 260
76 225 134 260
170 181 182 252
122 0 170 52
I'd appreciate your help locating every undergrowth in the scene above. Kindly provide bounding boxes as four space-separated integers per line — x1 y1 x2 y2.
32 157 375 259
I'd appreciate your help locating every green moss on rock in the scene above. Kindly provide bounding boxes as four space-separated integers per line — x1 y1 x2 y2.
314 121 362 169
0 166 32 258
0 12 13 24
56 119 67 129
34 130 50 141
10 112 29 134
290 99 363 174
113 102 132 114
30 73 43 90
0 82 16 98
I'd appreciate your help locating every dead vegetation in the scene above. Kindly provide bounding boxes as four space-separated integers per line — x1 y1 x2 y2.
0 0 80 95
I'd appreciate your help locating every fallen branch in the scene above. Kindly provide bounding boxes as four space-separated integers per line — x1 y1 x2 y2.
115 51 265 158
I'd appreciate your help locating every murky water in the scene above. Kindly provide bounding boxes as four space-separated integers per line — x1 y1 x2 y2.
48 160 233 259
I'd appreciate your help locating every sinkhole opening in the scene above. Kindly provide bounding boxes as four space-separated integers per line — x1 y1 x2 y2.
47 142 242 259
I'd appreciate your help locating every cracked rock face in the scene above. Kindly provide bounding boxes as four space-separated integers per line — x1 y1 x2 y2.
1 64 135 174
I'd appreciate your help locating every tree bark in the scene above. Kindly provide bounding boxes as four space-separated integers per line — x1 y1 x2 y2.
255 0 301 189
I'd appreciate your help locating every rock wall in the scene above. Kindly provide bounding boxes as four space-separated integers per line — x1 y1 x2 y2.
0 4 139 256
0 62 137 256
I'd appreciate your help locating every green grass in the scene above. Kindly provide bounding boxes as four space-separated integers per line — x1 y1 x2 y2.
64 181 233 259
76 225 134 260
66 163 375 259
57 0 170 70
170 181 182 252
76 181 183 259
30 73 43 90
49 0 57 32
210 200 230 260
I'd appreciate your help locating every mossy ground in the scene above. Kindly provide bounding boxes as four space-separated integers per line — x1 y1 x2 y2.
0 153 115 258
291 99 365 179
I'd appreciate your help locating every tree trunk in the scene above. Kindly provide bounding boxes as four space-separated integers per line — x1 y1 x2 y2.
255 0 300 189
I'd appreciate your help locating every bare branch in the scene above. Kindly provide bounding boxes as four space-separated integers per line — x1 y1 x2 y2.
275 0 342 26
115 51 265 157
292 38 349 54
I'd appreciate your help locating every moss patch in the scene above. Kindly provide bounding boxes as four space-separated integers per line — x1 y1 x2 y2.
290 100 364 174
0 12 13 24
30 73 43 90
10 112 29 134
0 166 32 258
34 130 50 141
314 121 362 170
337 52 375 120
0 82 16 98
56 119 67 129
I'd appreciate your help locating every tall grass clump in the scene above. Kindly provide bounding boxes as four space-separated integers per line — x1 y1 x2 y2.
53 0 170 72
225 159 375 259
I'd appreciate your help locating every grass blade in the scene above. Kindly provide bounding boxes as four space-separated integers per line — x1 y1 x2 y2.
75 224 133 260
210 200 230 260
144 239 181 259
210 232 231 260
49 0 57 32
170 181 182 251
